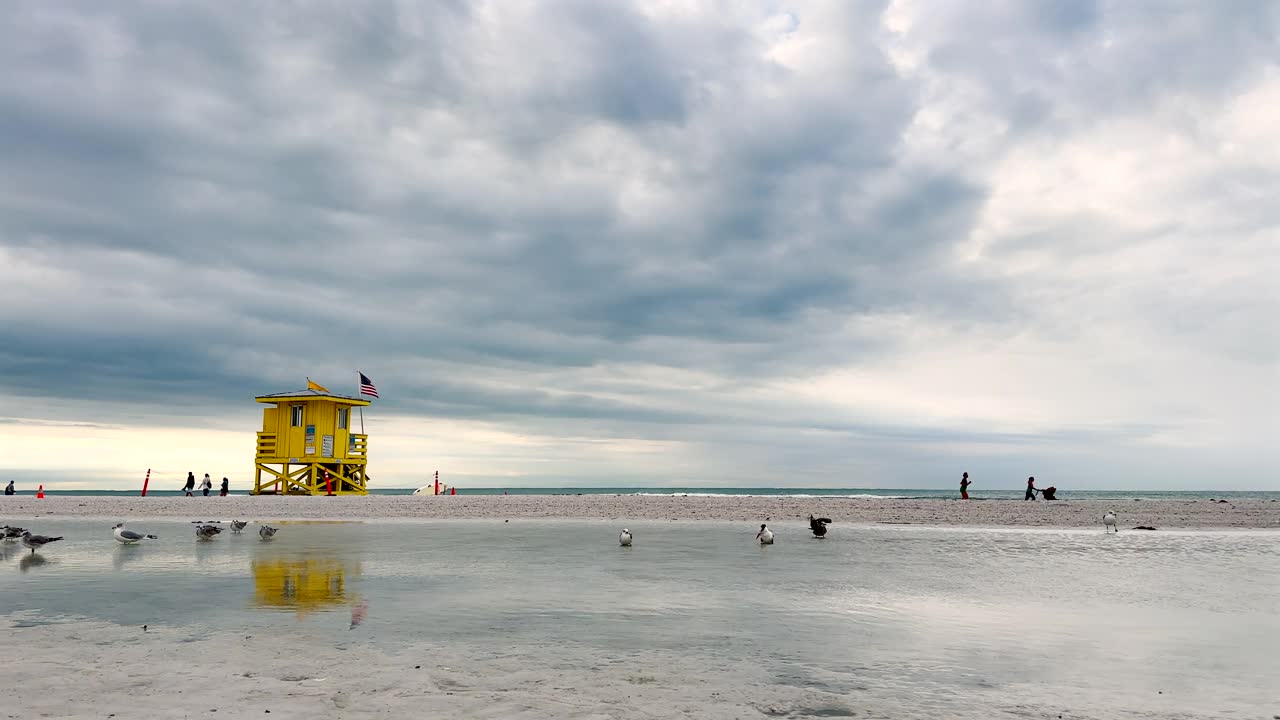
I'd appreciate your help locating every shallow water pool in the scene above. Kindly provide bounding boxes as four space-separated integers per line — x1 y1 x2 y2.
2 518 1277 718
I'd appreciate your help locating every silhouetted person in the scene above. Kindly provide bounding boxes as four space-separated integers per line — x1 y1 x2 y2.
960 472 972 500
1025 476 1038 501
220 477 229 497
4 480 15 496
184 472 196 497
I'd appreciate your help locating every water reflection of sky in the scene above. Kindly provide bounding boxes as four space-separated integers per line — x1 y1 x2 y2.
2 519 1278 716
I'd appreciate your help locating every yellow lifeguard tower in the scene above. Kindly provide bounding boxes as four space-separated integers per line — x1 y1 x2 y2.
252 384 371 495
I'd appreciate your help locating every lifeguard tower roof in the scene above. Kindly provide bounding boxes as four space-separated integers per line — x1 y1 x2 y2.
255 389 371 405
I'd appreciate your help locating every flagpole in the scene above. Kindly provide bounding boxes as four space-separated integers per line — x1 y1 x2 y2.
358 371 365 434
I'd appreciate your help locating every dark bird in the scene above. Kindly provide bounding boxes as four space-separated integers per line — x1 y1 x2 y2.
21 531 64 554
809 515 833 538
195 525 223 540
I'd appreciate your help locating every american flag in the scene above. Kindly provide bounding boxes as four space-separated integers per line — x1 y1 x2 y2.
359 372 379 398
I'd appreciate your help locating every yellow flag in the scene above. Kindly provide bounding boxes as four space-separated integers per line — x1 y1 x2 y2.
307 377 330 393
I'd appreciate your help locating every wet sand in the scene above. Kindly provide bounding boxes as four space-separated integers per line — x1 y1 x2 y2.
2 494 1276 528
6 616 709 720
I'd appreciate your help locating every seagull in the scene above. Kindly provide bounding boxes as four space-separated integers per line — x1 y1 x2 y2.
756 523 774 545
21 531 64 554
1103 511 1118 533
195 525 222 540
258 525 278 540
230 520 248 534
619 529 633 547
2 525 27 543
808 515 832 538
112 523 158 544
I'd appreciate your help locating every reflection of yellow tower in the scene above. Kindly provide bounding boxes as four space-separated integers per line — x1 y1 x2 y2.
251 558 361 617
252 386 371 495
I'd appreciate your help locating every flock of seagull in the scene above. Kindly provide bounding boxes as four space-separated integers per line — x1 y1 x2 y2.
617 516 832 547
618 512 1121 546
2 520 280 555
7 510 1125 556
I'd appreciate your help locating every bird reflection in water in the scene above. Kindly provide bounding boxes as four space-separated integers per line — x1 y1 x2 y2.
113 544 145 571
20 553 50 573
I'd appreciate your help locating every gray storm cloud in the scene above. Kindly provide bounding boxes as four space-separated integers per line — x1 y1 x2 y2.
1 1 1275 488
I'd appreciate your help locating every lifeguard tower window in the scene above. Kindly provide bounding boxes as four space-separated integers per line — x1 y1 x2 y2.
338 408 348 430
290 405 304 427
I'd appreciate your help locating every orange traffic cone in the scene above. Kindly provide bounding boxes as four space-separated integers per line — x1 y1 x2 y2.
36 485 44 499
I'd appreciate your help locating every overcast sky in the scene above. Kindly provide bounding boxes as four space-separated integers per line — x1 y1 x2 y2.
1 1 1276 490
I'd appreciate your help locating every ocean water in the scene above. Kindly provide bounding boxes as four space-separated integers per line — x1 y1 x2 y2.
2 519 1277 718
16 487 1280 500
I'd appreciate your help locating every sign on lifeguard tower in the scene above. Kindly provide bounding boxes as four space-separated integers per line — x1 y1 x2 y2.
252 377 373 495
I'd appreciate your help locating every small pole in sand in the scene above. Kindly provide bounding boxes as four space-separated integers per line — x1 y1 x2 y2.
435 470 439 496
141 468 151 497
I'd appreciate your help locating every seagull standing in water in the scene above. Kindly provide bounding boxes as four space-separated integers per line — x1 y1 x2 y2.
112 523 158 544
195 525 222 540
258 525 278 540
21 531 63 554
2 526 26 543
619 529 633 547
230 520 248 534
756 524 774 545
1103 511 1118 533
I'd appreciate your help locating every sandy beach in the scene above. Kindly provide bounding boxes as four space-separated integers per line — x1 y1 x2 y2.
6 615 724 720
3 494 1277 528
6 511 1278 719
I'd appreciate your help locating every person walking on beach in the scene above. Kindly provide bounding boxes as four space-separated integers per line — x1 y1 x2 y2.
220 477 229 496
184 472 196 497
200 474 213 497
960 472 972 500
1025 476 1038 501
4 480 15 495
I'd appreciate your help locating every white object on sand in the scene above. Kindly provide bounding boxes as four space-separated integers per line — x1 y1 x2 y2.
619 529 632 547
756 524 774 545
1103 511 1118 533
112 523 158 544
